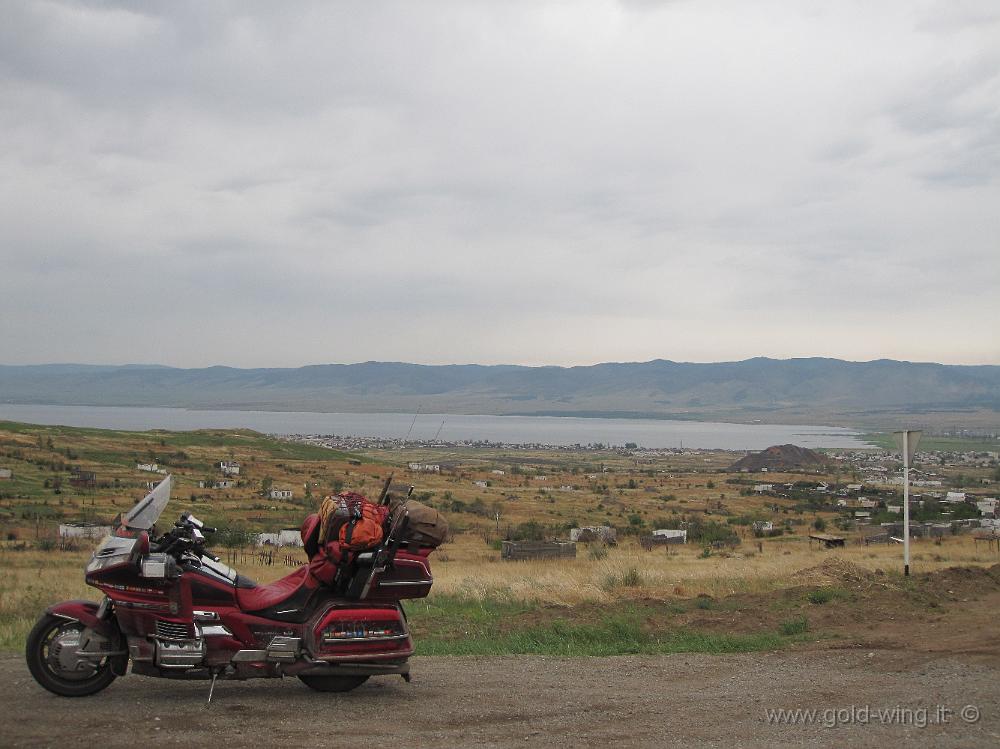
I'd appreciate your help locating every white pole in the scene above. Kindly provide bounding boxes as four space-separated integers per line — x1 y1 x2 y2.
903 430 910 577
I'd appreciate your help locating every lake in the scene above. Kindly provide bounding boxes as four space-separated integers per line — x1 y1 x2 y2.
0 404 868 450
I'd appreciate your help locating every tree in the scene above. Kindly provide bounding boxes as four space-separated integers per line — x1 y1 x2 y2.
813 517 826 532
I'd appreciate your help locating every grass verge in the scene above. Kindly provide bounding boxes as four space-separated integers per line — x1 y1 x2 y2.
407 595 797 656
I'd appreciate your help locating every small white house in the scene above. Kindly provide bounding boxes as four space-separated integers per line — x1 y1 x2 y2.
473 480 488 489
256 532 280 546
0 468 12 479
137 463 165 473
976 498 998 517
752 520 774 533
753 484 773 493
944 492 967 504
887 505 902 514
491 469 506 476
407 463 441 473
277 528 303 547
858 497 878 509
652 528 687 543
219 461 241 476
269 488 293 500
59 523 113 539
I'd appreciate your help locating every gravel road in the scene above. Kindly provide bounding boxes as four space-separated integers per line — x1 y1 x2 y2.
1 650 997 748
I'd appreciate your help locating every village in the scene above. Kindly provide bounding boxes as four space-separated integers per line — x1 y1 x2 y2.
2 422 997 562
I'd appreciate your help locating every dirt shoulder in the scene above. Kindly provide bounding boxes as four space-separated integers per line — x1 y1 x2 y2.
1 650 998 748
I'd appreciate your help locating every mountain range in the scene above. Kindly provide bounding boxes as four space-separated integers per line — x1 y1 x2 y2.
2 358 999 429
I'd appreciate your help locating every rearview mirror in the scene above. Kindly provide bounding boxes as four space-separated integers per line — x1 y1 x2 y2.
129 531 150 565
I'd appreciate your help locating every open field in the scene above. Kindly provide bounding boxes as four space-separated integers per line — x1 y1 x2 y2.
2 420 999 657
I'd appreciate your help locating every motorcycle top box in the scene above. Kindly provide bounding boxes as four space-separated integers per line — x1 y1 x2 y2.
26 475 443 698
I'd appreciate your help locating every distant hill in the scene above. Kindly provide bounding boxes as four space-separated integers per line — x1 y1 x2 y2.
1 358 998 429
729 444 830 472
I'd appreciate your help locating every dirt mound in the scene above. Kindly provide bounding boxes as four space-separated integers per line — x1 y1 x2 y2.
918 564 1000 597
791 558 882 588
729 444 828 472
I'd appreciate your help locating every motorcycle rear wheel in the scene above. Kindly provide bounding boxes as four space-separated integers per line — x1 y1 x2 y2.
297 674 369 692
25 614 118 697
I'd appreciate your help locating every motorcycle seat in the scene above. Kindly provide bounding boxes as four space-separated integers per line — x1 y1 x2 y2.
235 566 313 614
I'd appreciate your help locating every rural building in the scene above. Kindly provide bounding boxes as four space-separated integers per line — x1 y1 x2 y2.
887 505 902 514
58 523 113 539
219 461 241 476
569 526 617 543
69 470 97 488
137 463 164 473
752 520 774 533
0 468 13 479
407 463 441 473
651 528 687 543
846 483 864 492
256 532 280 546
473 480 488 488
491 469 505 475
501 541 576 561
277 528 303 547
753 484 773 493
809 532 846 548
944 492 967 503
269 488 293 500
858 497 878 509
977 498 998 517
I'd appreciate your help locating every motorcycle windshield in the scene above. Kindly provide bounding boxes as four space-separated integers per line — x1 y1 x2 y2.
120 475 172 530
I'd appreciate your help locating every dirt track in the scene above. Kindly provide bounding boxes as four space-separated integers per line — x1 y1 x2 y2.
1 650 998 748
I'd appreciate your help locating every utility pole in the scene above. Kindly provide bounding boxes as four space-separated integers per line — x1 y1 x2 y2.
893 430 923 576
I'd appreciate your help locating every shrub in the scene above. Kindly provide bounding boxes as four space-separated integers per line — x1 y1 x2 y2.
779 616 809 636
808 589 833 605
603 567 643 589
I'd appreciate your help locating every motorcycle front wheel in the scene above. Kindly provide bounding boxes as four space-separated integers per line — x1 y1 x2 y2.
297 674 369 692
25 614 118 697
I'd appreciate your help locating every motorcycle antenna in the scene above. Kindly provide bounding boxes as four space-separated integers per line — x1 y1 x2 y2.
377 472 394 506
403 405 422 442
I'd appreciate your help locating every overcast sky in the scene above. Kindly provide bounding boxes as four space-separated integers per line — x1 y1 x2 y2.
1 0 998 369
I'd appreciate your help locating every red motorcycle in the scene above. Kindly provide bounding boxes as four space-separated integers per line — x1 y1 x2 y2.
26 476 438 698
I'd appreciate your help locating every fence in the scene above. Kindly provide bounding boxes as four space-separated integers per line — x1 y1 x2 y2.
225 546 306 567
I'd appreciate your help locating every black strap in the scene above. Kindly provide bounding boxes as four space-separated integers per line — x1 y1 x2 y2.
344 518 357 546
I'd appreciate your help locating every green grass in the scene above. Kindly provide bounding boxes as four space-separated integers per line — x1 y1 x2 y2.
779 616 809 635
408 596 794 656
806 586 851 605
863 432 1000 453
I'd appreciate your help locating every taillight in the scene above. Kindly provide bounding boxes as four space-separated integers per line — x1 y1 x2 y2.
321 620 405 644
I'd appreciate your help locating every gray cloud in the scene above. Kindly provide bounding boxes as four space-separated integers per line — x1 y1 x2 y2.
0 0 998 368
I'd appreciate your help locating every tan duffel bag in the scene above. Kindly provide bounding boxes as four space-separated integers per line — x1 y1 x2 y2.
388 497 449 548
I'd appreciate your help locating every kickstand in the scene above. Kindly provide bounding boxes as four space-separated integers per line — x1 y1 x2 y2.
206 670 219 707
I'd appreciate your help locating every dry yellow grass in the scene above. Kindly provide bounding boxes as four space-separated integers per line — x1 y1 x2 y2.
429 534 999 604
3 533 996 650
